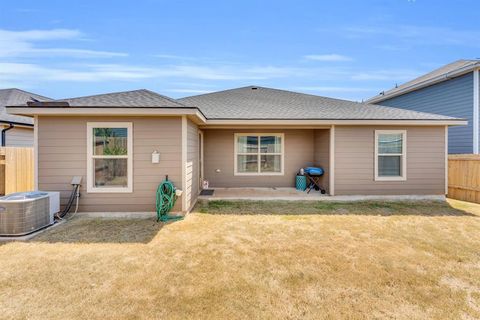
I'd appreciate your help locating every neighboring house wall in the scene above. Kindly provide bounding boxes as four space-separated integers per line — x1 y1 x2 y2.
378 72 473 154
1 125 33 147
185 119 199 210
334 125 446 195
203 129 317 188
313 129 330 193
37 116 183 212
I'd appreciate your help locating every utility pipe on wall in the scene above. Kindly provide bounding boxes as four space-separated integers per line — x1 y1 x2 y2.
1 124 14 146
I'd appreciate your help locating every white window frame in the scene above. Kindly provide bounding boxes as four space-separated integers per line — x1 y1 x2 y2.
86 122 133 193
374 130 407 181
234 133 285 176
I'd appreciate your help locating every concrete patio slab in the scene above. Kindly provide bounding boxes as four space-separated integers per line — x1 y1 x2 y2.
198 188 445 202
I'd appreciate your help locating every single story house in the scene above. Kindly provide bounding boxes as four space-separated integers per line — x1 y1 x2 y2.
367 59 480 154
0 88 51 147
7 86 466 213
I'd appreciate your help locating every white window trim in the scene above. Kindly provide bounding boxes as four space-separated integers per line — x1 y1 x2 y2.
234 133 285 176
374 130 407 181
86 122 133 193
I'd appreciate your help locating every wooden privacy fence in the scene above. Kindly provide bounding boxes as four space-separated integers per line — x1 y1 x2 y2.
448 154 480 203
0 147 34 196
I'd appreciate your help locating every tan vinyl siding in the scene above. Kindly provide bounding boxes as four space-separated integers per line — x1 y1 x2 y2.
313 129 330 193
334 126 446 195
2 126 33 147
37 116 183 213
185 119 199 210
204 129 315 188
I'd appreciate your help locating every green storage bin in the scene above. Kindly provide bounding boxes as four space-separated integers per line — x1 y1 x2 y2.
295 175 307 191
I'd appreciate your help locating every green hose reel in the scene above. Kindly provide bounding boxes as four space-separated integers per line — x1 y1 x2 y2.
156 177 183 222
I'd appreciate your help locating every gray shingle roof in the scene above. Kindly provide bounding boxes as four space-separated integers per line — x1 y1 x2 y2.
368 59 480 103
57 89 190 108
0 88 51 125
179 86 459 121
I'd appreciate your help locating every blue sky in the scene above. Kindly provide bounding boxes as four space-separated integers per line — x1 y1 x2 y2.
0 0 479 101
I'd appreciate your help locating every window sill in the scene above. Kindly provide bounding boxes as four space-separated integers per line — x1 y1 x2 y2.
234 172 284 176
374 176 407 182
87 187 133 193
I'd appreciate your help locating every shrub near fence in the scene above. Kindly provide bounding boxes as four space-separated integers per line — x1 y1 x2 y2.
0 147 34 196
448 154 480 203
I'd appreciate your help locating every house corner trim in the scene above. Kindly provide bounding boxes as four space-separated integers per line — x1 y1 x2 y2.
473 69 479 154
181 116 188 212
33 115 38 190
445 125 448 195
329 125 335 196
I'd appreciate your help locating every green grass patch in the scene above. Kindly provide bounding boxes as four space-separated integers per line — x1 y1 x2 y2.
194 199 472 216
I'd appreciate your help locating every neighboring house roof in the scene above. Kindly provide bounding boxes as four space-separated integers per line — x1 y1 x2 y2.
179 86 459 121
0 88 51 125
32 89 193 109
367 59 480 103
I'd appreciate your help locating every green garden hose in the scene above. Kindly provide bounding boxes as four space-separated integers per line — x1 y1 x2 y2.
156 179 183 222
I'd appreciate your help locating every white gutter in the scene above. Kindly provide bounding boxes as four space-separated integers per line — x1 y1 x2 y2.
367 62 480 104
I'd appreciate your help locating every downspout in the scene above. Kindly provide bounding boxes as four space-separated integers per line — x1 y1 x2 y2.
1 123 14 147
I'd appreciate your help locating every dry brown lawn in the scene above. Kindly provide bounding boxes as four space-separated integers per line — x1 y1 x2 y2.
1 199 480 319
